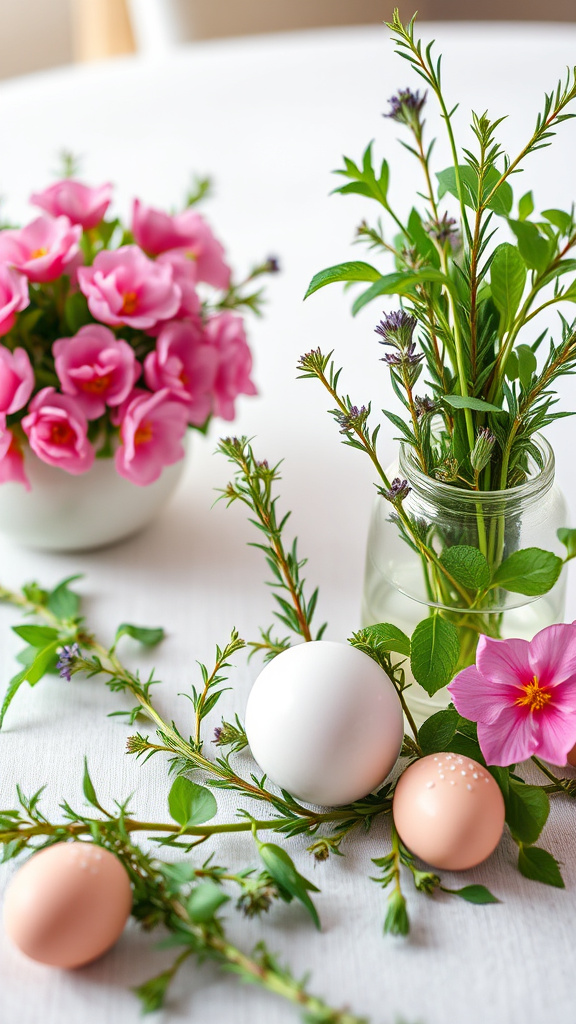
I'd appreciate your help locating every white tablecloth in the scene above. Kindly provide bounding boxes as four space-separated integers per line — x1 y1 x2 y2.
0 23 575 1024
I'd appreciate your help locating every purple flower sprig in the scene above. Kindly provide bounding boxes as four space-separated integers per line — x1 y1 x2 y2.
56 642 81 682
384 88 427 129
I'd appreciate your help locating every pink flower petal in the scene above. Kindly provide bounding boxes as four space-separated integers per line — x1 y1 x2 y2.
477 707 539 766
448 665 519 725
528 622 576 687
532 705 576 765
476 633 532 687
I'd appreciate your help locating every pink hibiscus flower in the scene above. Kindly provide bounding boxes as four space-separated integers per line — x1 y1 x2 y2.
0 426 30 489
77 245 181 330
30 180 112 230
132 200 231 289
21 388 94 475
53 324 140 420
144 320 218 426
0 346 34 415
0 215 82 283
448 625 576 767
0 265 29 336
204 312 257 420
115 388 188 486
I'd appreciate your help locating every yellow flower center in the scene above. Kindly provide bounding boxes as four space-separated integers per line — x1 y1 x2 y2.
31 247 48 259
134 420 153 446
515 676 553 713
121 290 138 315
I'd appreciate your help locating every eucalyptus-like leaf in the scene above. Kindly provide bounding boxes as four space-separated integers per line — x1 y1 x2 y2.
168 777 217 827
258 842 321 930
187 881 230 923
115 623 165 647
443 395 501 413
443 884 500 905
490 242 527 334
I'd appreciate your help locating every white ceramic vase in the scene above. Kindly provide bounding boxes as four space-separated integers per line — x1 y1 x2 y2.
0 449 186 552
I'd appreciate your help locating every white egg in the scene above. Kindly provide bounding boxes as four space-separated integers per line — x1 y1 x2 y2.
245 640 404 806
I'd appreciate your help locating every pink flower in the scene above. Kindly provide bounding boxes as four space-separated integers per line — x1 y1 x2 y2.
115 388 188 486
30 180 112 230
448 625 576 766
53 324 140 420
77 246 181 330
21 388 94 475
132 200 231 288
144 321 218 426
0 215 82 283
0 346 34 414
0 265 29 336
156 251 201 319
205 312 257 420
0 426 30 489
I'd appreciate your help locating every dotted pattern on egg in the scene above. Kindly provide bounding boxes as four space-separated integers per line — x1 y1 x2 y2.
426 753 491 793
68 842 105 875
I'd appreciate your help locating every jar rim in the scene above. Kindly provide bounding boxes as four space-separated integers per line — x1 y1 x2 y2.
398 431 555 506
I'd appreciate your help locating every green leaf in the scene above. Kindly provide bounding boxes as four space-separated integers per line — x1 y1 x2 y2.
443 394 501 413
359 622 411 657
82 757 100 809
436 164 513 216
439 545 491 590
258 842 321 930
410 615 460 696
518 191 534 221
187 881 230 923
505 779 549 845
133 970 173 1014
491 547 563 596
516 344 537 389
351 267 452 315
518 845 564 888
47 575 82 619
0 669 27 729
25 642 61 686
418 708 459 755
304 261 381 298
490 243 527 334
168 777 217 827
383 888 409 935
557 526 576 561
508 219 554 273
115 623 165 647
444 884 500 905
541 208 572 233
64 291 93 333
12 625 59 647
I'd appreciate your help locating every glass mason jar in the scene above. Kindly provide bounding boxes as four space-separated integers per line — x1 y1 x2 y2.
361 434 568 728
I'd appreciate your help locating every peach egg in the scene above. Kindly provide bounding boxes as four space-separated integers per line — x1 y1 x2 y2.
567 742 576 768
3 842 132 967
393 753 505 870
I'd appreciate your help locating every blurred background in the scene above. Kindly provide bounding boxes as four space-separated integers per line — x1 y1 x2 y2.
0 0 574 80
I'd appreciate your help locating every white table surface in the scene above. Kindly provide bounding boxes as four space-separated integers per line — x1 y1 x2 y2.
0 23 575 1024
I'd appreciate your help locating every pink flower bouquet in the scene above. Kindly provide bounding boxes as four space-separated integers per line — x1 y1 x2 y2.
0 177 275 488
